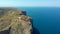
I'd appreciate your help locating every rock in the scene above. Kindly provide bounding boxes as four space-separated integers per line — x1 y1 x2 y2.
0 8 33 34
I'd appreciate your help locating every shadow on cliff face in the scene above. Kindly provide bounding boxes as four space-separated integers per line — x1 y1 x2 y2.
30 19 40 34
0 28 10 34
32 27 40 34
0 30 9 34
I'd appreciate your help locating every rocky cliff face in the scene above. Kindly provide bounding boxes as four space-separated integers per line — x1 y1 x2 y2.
0 8 33 34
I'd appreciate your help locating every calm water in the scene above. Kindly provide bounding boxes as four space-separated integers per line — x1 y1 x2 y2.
19 7 60 34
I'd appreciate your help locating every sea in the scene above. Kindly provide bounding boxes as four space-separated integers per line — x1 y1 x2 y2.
18 7 60 34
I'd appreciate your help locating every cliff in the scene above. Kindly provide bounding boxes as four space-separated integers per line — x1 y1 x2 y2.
0 8 33 34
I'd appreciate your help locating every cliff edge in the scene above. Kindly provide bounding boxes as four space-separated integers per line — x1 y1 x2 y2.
0 8 33 34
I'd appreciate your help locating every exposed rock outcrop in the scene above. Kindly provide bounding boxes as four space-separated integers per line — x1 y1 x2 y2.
0 8 33 34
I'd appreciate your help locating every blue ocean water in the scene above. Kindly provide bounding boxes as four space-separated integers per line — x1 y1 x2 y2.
19 7 60 34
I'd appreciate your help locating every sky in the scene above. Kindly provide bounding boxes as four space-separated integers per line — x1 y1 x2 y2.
0 0 60 7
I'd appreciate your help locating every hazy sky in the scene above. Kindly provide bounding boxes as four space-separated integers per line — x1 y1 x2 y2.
0 0 60 7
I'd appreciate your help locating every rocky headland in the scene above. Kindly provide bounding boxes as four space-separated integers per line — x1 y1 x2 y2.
0 8 33 34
